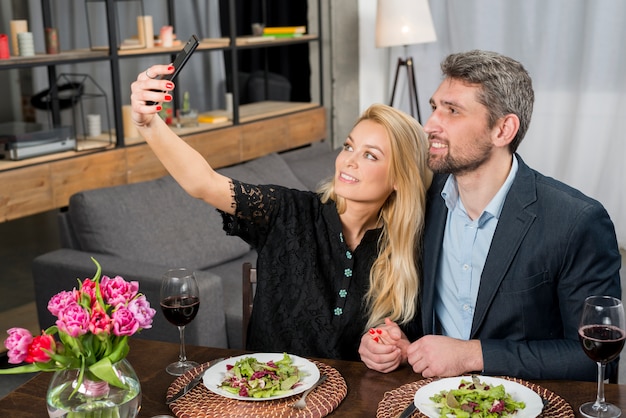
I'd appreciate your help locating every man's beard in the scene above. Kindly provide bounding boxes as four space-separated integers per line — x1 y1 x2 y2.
427 141 493 176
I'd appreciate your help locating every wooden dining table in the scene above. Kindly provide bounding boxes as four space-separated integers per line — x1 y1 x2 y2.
1 337 626 417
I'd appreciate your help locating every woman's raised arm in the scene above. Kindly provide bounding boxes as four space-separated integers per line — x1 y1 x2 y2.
130 65 234 214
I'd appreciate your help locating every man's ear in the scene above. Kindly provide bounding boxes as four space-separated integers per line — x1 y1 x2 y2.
493 114 519 148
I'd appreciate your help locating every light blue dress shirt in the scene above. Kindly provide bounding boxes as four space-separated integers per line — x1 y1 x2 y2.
434 156 519 340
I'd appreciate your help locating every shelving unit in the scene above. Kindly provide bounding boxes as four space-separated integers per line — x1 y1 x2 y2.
0 0 326 223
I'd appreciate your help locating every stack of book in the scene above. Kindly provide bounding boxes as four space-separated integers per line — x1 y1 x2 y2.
262 26 306 38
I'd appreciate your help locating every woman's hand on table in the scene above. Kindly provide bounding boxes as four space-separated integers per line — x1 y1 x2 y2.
359 318 409 373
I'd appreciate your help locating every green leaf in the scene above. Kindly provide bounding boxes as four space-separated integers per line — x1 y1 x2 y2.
89 357 127 389
0 364 41 374
107 336 129 364
91 257 102 282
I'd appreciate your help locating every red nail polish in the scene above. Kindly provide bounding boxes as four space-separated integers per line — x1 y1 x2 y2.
369 328 375 334
156 105 162 111
164 95 172 101
165 83 174 90
376 329 382 334
373 336 379 343
167 65 174 71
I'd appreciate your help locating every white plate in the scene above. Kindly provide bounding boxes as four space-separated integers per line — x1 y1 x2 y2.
414 376 543 418
203 353 321 401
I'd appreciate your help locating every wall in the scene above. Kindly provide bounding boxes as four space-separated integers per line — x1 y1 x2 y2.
327 0 361 149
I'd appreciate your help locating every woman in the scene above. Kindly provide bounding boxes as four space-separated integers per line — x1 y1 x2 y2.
130 65 431 360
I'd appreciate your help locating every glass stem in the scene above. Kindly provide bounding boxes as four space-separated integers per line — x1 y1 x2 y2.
178 325 187 363
594 361 607 410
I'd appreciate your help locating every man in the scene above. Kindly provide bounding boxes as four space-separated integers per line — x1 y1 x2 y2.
358 50 621 381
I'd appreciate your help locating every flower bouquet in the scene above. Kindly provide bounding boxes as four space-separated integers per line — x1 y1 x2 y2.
0 258 156 417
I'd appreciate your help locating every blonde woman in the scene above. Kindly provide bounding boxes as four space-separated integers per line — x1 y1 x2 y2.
131 65 431 359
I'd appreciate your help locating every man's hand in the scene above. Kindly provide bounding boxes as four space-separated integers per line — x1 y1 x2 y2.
407 335 483 378
359 318 409 373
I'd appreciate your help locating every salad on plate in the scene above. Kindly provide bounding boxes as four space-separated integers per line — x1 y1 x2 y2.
218 353 307 398
429 376 526 417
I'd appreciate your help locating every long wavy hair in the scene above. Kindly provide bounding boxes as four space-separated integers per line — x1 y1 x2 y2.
318 103 432 329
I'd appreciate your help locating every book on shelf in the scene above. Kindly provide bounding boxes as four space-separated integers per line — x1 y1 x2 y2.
262 33 303 39
197 113 229 124
262 26 306 35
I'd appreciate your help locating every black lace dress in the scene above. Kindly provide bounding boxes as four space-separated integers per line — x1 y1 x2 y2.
220 180 381 360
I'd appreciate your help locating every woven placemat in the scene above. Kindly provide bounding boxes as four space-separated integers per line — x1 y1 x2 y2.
167 360 346 418
375 376 574 418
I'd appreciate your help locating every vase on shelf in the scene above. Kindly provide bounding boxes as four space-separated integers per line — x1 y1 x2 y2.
46 358 141 418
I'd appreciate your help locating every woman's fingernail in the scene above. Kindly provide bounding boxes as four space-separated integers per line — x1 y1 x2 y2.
376 329 382 334
368 328 375 335
164 95 172 101
373 336 379 343
165 82 174 89
156 105 162 111
167 65 174 71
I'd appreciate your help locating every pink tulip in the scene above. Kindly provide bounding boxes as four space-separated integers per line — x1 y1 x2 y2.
111 307 139 336
56 302 90 338
127 295 156 329
4 328 33 364
101 275 139 308
48 290 78 317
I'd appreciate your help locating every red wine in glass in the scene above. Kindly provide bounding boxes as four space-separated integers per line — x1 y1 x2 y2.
160 268 200 376
578 295 626 418
579 324 626 363
161 295 200 326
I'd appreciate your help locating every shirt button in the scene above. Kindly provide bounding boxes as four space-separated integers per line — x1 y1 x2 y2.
462 264 470 271
463 304 470 311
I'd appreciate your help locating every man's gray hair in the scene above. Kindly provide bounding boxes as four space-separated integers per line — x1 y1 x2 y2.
441 50 534 153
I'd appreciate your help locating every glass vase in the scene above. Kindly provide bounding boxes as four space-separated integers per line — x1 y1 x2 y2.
46 358 141 418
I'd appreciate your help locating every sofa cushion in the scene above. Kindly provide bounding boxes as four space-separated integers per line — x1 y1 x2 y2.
68 153 308 270
69 175 250 270
217 152 308 190
280 142 337 191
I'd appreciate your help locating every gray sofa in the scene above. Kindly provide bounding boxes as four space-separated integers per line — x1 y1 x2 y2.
32 142 337 349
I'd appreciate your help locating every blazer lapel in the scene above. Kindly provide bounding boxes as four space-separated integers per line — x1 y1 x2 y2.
421 174 449 333
470 156 537 337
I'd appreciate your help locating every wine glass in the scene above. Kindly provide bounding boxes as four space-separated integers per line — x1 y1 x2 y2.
578 295 626 418
160 268 200 376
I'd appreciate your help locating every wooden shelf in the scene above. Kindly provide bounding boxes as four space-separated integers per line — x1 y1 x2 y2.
109 101 318 146
0 106 326 223
0 49 110 68
0 34 318 67
0 101 318 171
199 100 320 123
235 34 318 47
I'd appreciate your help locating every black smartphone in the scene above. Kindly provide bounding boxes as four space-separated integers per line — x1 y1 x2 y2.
146 34 200 105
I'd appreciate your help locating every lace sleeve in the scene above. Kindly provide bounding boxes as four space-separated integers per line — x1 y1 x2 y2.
220 179 280 247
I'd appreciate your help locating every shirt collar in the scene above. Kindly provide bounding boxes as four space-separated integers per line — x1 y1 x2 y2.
441 155 519 222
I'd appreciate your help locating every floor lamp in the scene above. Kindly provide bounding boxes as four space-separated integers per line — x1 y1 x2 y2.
376 0 437 123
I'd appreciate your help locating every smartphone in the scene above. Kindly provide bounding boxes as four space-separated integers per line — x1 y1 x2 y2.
146 34 200 105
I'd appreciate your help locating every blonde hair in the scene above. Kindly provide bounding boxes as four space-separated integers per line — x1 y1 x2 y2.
319 103 432 329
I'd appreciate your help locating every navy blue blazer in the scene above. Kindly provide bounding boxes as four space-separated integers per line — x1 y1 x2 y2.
420 155 622 381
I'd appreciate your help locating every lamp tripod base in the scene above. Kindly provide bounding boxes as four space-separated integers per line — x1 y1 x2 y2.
389 56 421 123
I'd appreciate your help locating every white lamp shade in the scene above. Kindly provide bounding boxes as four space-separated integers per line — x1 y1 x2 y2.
375 0 437 48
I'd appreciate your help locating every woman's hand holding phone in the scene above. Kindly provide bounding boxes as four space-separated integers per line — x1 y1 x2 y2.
145 34 199 105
